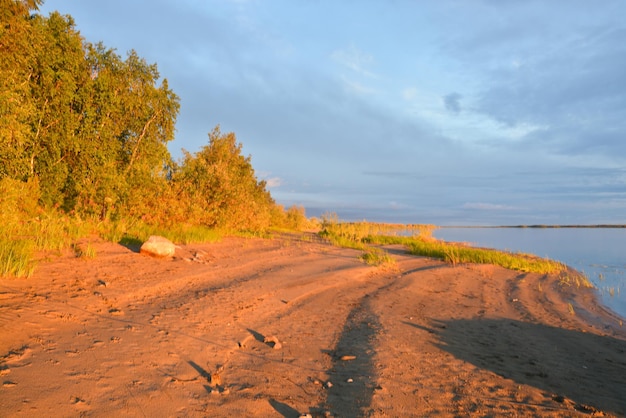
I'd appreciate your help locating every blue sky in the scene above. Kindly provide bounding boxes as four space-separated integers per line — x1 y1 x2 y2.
40 0 626 225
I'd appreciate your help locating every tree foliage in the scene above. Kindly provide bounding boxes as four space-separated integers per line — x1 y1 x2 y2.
175 127 274 230
1 2 179 219
0 1 305 235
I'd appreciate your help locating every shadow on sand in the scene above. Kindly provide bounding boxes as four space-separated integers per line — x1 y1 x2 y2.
268 398 301 417
118 236 143 253
406 318 626 415
322 299 380 418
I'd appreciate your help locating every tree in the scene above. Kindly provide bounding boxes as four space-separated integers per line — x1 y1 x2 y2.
27 12 87 207
65 44 179 218
0 5 179 218
175 126 274 230
0 0 43 179
1 4 282 232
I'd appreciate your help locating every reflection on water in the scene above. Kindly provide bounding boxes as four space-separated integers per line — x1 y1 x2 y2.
433 227 626 319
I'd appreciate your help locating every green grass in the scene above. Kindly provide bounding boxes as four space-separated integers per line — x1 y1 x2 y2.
0 239 36 278
0 214 223 278
73 242 97 259
558 272 594 289
97 220 222 245
0 209 94 277
368 234 568 274
359 247 396 267
320 218 578 276
319 212 436 242
156 224 222 244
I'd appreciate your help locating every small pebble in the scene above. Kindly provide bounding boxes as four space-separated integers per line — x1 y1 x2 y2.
346 378 353 383
325 381 333 388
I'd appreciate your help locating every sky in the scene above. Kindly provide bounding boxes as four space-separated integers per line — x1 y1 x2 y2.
39 0 626 225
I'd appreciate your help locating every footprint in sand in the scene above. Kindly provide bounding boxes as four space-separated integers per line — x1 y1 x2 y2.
70 396 90 410
1 346 32 366
65 349 81 357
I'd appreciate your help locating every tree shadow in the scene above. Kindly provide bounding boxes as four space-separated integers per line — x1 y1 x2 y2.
405 319 626 415
268 398 300 417
322 300 380 418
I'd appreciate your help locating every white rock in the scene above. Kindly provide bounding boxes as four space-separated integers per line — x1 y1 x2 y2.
140 236 176 258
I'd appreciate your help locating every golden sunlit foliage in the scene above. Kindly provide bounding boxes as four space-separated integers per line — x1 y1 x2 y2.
0 2 310 276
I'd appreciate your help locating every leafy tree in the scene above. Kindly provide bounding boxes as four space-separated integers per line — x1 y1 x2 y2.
175 126 274 230
66 44 179 218
0 0 43 179
1 3 293 237
0 4 179 219
27 12 87 207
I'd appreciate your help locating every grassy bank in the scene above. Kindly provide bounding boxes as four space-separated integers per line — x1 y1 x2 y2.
319 216 591 286
0 213 225 278
368 234 567 274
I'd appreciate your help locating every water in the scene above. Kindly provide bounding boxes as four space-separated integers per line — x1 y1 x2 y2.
433 227 626 320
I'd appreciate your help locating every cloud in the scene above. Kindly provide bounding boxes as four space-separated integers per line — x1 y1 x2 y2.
462 202 515 211
331 46 376 78
462 13 626 162
265 177 282 188
40 0 626 225
402 87 418 101
443 93 462 114
339 76 378 95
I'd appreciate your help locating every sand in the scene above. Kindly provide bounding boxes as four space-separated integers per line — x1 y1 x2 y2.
1 233 625 417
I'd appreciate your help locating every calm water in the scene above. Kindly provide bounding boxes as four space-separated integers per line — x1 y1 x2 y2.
433 227 626 320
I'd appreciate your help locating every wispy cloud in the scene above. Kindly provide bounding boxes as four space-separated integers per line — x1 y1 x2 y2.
339 75 378 95
42 0 626 224
331 45 377 78
265 177 282 188
462 202 515 211
402 87 418 101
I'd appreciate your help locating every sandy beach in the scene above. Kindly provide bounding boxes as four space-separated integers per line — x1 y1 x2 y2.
1 233 625 417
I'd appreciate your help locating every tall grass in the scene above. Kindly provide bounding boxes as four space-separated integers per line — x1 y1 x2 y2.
0 176 307 278
0 240 36 278
126 223 222 244
368 234 568 274
321 216 574 276
0 186 94 277
0 213 97 277
360 247 396 267
404 237 567 274
319 213 399 266
0 215 224 278
319 212 435 243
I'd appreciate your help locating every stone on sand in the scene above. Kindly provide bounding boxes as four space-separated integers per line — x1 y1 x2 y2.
140 235 176 258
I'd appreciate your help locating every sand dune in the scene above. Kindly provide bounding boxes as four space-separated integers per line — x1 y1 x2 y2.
1 233 625 417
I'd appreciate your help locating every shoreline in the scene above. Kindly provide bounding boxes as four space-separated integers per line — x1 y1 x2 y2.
432 226 626 322
1 234 625 416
